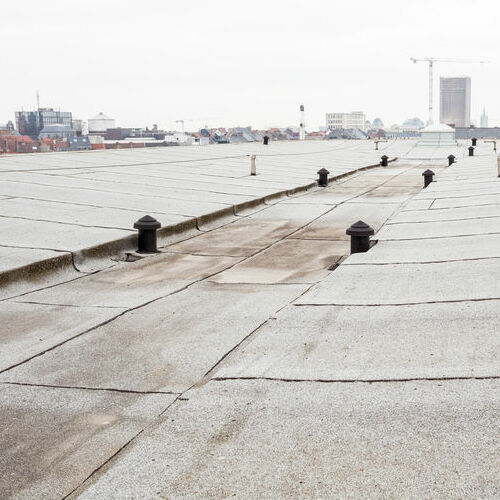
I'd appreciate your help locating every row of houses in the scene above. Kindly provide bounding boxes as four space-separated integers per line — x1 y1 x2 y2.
0 127 102 154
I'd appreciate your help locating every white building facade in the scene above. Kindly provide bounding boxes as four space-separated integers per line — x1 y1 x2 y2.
326 111 366 131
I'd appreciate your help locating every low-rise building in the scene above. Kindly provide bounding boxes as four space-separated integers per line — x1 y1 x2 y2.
326 112 366 131
39 124 75 139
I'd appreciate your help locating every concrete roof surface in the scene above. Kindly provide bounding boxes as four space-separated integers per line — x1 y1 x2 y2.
0 139 498 498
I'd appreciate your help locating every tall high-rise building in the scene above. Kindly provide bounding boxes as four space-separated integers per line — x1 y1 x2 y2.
439 77 471 127
15 108 72 138
480 107 488 128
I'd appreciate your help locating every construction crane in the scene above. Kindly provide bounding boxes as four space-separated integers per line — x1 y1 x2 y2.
410 57 489 124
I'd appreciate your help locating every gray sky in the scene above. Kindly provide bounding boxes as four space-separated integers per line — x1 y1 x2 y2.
1 0 498 131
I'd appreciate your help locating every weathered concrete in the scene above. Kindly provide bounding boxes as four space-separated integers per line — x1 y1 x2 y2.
345 234 500 263
2 283 308 393
14 252 239 308
0 246 71 274
0 217 131 251
376 216 500 240
215 301 500 380
0 140 415 282
431 193 500 209
0 384 175 499
210 239 347 284
297 259 500 305
78 379 500 499
291 202 398 240
388 204 500 223
0 302 125 372
167 220 298 257
2 150 498 499
0 197 180 230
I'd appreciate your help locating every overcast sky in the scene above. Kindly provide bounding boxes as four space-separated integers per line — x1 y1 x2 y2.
1 0 498 131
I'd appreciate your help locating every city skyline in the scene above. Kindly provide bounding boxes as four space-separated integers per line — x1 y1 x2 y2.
1 0 498 130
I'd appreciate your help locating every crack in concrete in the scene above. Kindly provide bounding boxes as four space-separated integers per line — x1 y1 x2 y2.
210 375 500 384
402 201 500 212
344 256 500 265
1 381 179 395
386 215 500 224
294 297 500 307
0 213 135 231
9 300 126 309
2 178 235 208
1 194 196 218
379 231 500 241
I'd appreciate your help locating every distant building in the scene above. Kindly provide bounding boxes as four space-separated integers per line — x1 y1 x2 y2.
39 124 74 139
15 108 72 139
326 112 366 132
480 108 488 128
440 77 471 127
325 128 367 140
371 117 384 129
0 121 16 135
67 136 92 151
401 117 425 131
72 119 88 136
88 112 116 134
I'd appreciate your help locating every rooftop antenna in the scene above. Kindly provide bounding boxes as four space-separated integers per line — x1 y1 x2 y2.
410 57 489 125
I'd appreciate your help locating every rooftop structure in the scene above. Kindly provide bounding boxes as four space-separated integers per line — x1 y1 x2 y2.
417 122 457 148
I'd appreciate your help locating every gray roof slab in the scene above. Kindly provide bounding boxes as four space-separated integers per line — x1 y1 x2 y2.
345 234 500 264
291 202 398 240
0 302 125 372
0 181 229 217
401 198 433 210
210 239 347 284
0 246 70 274
246 202 332 224
0 141 416 278
352 186 420 203
215 302 500 380
296 259 500 305
0 197 187 230
376 217 500 240
0 384 175 499
167 220 298 257
78 378 500 499
423 183 500 196
281 185 373 205
416 182 500 200
2 283 308 393
14 252 239 308
431 193 500 209
388 204 500 223
0 217 131 252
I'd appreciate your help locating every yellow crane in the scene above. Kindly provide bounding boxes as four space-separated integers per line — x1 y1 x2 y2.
410 57 489 124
